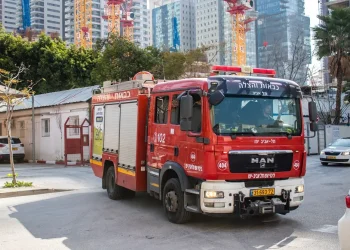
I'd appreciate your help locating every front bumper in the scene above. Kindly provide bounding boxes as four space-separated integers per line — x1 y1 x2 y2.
200 178 304 214
0 154 25 160
320 155 350 164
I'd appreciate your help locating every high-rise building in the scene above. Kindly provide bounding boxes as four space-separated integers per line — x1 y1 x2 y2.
196 0 225 65
326 0 350 9
133 0 151 48
29 0 63 36
152 0 196 51
319 0 331 87
0 0 20 32
256 0 311 85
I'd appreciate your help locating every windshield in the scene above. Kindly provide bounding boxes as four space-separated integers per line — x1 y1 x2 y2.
210 96 302 136
330 139 350 147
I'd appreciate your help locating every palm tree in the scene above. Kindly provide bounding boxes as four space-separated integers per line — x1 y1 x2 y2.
313 8 350 124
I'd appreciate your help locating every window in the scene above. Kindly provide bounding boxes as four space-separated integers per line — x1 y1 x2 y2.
155 96 169 124
42 119 50 137
191 94 202 133
171 95 180 125
0 123 2 136
69 116 80 136
19 121 25 138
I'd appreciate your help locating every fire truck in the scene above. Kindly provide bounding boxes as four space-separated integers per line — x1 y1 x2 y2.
90 67 318 224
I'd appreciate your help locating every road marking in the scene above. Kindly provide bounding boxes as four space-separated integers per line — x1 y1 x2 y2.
253 245 265 249
312 225 338 234
268 236 315 249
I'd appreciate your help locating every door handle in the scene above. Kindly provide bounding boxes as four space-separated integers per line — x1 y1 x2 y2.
174 146 179 157
150 143 154 152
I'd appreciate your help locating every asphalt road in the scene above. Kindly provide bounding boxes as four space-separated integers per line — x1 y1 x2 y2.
0 157 348 250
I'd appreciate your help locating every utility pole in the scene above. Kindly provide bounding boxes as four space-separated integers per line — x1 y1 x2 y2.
32 95 35 163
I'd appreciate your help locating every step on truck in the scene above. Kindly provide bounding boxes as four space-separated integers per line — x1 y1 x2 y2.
90 67 318 224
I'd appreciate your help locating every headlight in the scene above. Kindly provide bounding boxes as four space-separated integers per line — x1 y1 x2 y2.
295 185 304 193
341 151 350 156
204 191 224 199
320 151 325 155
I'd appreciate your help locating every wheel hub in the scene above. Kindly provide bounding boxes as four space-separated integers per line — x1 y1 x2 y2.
165 191 178 212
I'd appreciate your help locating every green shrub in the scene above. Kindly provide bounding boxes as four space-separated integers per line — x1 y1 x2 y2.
6 173 18 178
3 181 33 188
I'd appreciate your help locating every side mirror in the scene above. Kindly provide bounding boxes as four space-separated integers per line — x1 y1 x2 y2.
209 90 225 106
180 94 193 131
308 101 317 122
310 122 318 132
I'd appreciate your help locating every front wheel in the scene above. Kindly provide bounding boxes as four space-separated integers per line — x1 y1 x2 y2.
162 178 191 224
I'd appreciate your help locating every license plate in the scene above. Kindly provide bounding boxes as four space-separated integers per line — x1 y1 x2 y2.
327 156 336 160
12 148 18 151
250 188 275 197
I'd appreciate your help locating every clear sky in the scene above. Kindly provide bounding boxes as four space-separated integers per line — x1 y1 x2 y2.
305 0 320 66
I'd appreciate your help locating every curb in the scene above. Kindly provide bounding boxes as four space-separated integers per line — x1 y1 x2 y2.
0 188 72 198
28 160 90 166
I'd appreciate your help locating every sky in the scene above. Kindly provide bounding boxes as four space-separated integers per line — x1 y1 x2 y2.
305 0 320 66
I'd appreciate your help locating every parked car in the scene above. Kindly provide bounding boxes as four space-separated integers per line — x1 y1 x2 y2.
0 136 25 163
320 138 350 166
338 190 350 250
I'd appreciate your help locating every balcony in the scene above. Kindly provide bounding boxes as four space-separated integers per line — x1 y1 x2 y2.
326 0 350 9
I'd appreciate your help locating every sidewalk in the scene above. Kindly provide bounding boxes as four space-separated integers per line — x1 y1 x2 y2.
0 163 100 196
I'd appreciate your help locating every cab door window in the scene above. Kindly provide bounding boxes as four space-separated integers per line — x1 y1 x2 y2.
170 95 180 125
191 94 202 133
155 96 169 124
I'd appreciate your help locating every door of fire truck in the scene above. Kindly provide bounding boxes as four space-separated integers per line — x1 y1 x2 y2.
147 91 205 197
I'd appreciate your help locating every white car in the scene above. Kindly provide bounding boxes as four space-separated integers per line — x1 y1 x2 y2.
320 138 350 166
338 190 350 250
0 136 25 163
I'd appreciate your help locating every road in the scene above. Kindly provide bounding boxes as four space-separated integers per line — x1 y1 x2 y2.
0 156 348 250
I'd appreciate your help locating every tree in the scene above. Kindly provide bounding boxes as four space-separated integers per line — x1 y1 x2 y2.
92 36 161 83
313 8 350 124
0 64 39 185
263 28 311 85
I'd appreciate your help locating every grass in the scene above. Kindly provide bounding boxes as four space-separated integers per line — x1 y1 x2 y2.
3 181 33 188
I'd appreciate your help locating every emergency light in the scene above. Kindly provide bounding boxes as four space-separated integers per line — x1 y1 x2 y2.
211 65 276 77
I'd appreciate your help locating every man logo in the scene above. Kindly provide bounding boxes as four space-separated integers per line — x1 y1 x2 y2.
190 152 196 162
251 158 274 169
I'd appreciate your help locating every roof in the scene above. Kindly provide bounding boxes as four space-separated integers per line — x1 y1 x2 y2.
0 85 100 113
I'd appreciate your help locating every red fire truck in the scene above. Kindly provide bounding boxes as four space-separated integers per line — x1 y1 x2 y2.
90 66 318 224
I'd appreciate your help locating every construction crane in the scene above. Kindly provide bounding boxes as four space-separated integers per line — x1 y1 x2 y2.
103 0 124 36
21 0 31 30
224 0 256 67
75 0 93 48
120 0 134 42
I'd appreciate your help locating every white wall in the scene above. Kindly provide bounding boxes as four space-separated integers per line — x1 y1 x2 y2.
0 102 90 161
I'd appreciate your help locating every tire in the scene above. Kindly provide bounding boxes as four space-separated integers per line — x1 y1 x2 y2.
162 178 192 224
17 158 24 163
106 166 128 200
321 162 328 166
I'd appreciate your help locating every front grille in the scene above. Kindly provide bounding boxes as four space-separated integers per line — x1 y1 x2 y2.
228 150 293 173
325 152 340 156
245 180 275 188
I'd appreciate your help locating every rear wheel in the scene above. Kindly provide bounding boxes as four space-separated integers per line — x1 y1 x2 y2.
163 178 191 224
321 162 328 166
106 167 130 200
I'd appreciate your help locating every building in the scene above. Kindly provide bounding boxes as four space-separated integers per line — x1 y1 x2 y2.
64 0 108 45
326 0 350 9
133 0 151 48
319 0 331 87
256 0 311 85
0 86 99 162
152 0 196 51
196 0 225 65
0 0 20 32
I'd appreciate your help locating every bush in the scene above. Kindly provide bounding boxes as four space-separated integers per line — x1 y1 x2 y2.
3 181 33 188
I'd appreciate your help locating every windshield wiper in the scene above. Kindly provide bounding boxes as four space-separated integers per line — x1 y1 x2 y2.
230 132 257 139
264 132 293 139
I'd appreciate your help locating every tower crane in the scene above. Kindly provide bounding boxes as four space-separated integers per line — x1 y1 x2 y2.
75 0 93 48
120 0 134 42
224 0 256 67
103 0 124 36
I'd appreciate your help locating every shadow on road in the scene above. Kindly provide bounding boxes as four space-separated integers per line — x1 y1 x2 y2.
9 190 303 250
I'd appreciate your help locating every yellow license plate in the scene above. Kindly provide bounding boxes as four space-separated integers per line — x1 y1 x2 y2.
327 156 336 160
250 188 275 197
12 148 18 151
